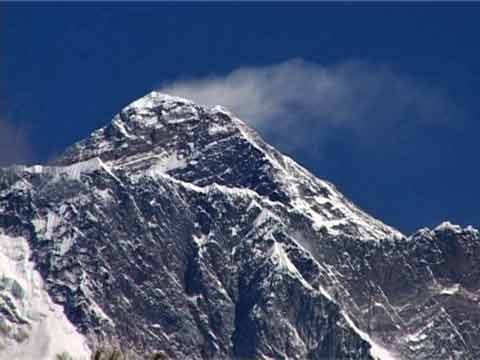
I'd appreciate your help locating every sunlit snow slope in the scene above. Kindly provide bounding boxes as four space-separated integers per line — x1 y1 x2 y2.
0 234 90 360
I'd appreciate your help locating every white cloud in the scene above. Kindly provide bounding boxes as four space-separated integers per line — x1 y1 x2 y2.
159 59 457 153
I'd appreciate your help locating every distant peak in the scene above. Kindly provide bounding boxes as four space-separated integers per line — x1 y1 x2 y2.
434 221 463 233
433 221 479 235
413 221 479 238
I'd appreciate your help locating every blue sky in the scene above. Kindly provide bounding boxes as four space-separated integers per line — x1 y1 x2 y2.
2 3 480 233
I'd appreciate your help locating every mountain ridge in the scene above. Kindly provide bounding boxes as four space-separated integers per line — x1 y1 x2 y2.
0 91 478 359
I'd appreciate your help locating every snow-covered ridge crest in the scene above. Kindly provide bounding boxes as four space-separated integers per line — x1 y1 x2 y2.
413 221 480 239
126 91 195 110
18 157 113 182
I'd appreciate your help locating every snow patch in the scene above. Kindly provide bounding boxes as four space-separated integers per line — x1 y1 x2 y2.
342 311 398 360
0 233 91 360
208 123 231 136
45 211 61 239
230 225 240 237
439 283 460 296
193 234 208 248
112 116 133 138
53 157 104 180
31 218 46 235
148 152 188 175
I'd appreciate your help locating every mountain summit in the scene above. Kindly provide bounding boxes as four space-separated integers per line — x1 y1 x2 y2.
56 91 401 241
0 92 478 359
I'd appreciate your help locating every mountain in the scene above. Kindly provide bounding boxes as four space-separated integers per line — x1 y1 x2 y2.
0 92 478 359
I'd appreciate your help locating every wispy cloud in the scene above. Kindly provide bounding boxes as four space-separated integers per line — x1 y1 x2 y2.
160 59 459 154
0 117 32 166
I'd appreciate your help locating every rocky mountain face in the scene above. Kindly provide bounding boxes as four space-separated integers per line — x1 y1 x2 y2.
0 92 478 359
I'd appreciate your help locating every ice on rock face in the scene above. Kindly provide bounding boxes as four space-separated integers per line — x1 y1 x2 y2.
269 242 298 274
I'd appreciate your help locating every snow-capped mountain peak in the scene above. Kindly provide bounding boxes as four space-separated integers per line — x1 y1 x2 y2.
0 92 478 359
54 92 402 242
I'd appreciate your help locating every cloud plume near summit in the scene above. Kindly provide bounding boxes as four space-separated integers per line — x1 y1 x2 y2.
160 59 459 154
